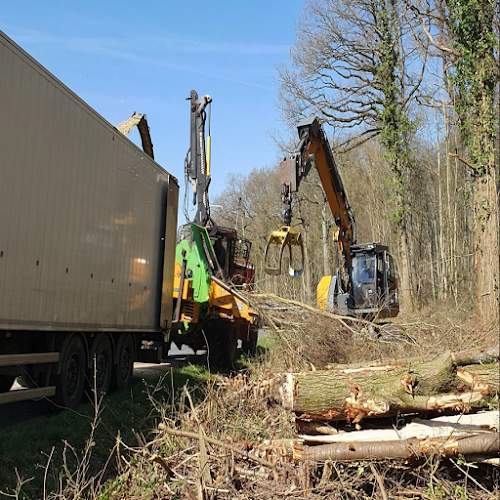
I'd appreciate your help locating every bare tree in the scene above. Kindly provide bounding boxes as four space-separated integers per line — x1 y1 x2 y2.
409 0 499 324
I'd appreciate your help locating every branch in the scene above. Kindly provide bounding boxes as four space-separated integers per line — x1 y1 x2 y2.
158 424 277 469
448 152 478 173
419 17 460 57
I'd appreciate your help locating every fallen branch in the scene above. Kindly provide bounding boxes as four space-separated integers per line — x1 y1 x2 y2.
158 424 277 469
296 432 499 462
252 292 371 335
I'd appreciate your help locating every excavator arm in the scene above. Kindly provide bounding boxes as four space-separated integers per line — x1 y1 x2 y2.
265 116 356 283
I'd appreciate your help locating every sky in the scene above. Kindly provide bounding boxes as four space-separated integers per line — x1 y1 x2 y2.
0 0 304 222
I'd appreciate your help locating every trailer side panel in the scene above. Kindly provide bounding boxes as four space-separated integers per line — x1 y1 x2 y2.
0 30 178 332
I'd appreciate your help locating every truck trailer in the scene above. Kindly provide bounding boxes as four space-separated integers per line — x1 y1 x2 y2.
0 30 181 408
0 30 258 410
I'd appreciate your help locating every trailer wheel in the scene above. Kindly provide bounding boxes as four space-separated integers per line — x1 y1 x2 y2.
242 325 258 357
114 334 134 391
0 375 14 393
89 334 113 396
53 334 86 409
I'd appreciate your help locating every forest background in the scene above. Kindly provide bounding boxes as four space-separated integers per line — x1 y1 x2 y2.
210 0 499 327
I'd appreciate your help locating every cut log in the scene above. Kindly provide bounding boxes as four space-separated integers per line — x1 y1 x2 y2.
300 411 500 443
296 432 500 462
324 346 499 371
451 346 499 366
457 364 500 395
279 359 499 423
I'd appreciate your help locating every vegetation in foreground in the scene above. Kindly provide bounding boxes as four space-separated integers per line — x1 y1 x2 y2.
0 305 498 500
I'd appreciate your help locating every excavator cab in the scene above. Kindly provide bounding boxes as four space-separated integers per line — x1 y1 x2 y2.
317 243 399 319
350 243 399 319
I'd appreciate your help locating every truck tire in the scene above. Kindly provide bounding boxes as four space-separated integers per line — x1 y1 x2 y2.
89 334 113 396
0 375 14 393
113 334 134 391
242 325 258 357
53 334 86 409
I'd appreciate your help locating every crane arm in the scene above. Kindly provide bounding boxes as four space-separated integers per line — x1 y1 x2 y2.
185 90 213 227
265 115 356 276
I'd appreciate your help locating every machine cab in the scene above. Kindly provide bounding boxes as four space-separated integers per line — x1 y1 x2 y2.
350 243 399 319
209 227 255 288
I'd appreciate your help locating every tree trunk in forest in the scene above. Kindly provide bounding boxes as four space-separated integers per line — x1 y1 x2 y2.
474 172 499 325
321 201 330 277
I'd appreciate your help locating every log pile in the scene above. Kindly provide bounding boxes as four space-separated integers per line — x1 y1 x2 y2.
272 346 500 462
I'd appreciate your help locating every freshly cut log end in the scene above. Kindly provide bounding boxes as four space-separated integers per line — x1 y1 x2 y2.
457 363 500 395
280 373 297 410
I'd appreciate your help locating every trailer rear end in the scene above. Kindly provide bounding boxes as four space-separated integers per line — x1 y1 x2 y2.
0 30 178 408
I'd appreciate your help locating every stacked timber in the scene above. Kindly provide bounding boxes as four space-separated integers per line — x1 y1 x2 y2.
274 346 500 462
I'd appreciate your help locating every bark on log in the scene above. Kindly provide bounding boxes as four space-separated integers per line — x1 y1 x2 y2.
451 346 499 366
296 432 500 462
325 346 499 372
280 359 498 423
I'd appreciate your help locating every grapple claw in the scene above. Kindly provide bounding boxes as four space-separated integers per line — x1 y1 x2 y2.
264 226 305 277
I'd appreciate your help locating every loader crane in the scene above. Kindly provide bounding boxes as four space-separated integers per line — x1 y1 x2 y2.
170 91 259 362
180 90 256 288
264 115 399 319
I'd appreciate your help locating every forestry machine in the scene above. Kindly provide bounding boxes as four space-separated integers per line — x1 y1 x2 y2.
117 105 258 364
264 115 399 319
170 90 258 361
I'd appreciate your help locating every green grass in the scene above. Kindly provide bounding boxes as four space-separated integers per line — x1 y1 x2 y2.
0 364 211 498
257 333 276 351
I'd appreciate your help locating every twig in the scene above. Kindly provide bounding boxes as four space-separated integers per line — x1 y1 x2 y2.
43 447 55 500
159 424 277 469
449 458 492 494
369 463 388 500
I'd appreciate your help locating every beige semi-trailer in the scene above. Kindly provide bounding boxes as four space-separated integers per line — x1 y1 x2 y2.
0 30 179 408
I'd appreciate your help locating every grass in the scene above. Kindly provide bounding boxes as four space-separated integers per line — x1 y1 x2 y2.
0 364 211 498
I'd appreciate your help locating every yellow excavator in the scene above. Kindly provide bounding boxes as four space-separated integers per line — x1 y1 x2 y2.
264 116 399 319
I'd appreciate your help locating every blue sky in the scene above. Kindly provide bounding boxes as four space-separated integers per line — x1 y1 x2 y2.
1 1 304 222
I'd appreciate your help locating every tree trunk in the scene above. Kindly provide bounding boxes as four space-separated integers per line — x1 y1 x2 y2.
399 224 414 314
296 432 499 462
474 171 499 325
321 201 330 277
278 354 498 423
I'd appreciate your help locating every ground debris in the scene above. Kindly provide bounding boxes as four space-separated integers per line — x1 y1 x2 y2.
102 363 499 500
